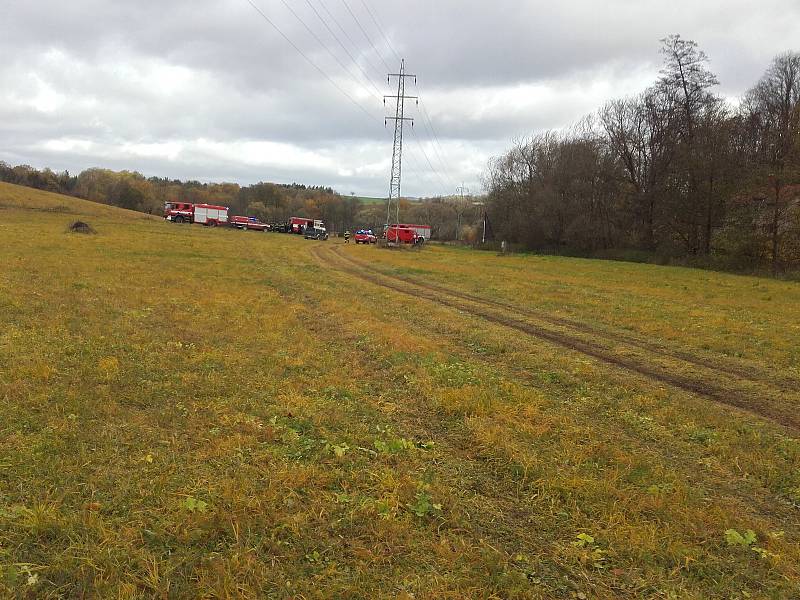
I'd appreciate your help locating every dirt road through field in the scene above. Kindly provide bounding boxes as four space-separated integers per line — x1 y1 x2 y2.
312 244 799 431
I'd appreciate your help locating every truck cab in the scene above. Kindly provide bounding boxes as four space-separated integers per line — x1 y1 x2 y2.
164 202 194 223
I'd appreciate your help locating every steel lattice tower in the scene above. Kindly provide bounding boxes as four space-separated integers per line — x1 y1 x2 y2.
385 59 416 228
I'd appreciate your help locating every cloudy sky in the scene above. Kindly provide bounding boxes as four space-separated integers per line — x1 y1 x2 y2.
2 0 799 197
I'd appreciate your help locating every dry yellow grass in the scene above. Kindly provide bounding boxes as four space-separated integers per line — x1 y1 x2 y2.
345 243 800 372
1 181 799 598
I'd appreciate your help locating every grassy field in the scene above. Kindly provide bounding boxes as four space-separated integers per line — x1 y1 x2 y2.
1 181 800 599
355 196 387 205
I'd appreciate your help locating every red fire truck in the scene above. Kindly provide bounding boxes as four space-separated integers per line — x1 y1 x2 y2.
386 224 424 244
397 223 431 242
164 202 229 227
230 215 269 231
289 216 326 234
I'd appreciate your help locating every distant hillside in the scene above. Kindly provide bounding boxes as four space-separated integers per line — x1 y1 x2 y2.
0 181 156 220
355 196 422 205
0 163 359 229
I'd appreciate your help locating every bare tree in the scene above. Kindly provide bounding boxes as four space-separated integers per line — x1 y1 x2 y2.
657 34 722 254
742 51 800 272
600 86 677 250
483 42 800 271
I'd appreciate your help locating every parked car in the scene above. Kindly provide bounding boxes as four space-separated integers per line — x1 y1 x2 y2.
304 227 329 240
354 229 377 244
230 215 270 231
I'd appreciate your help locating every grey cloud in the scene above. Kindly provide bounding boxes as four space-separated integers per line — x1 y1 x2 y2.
1 0 799 197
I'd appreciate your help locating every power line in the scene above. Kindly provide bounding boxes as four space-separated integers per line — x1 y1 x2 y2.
455 183 470 239
316 0 384 77
402 150 424 178
274 0 381 102
303 0 383 99
359 0 402 64
390 144 444 200
385 59 416 225
350 0 457 187
246 0 447 199
411 126 451 197
244 0 379 122
340 0 393 73
419 100 452 169
350 1 458 192
407 118 448 197
417 100 458 190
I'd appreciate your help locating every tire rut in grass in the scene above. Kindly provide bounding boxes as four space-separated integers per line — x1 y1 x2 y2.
312 245 799 431
285 277 591 592
305 246 800 595
333 247 800 394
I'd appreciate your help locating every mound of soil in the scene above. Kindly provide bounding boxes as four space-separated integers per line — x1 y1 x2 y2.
67 221 96 234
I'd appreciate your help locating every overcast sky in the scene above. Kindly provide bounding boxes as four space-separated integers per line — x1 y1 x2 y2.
1 0 799 197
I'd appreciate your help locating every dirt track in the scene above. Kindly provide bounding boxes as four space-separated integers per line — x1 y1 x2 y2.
311 244 799 431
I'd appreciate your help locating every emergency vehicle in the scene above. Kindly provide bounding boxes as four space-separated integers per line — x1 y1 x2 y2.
289 217 326 234
386 224 424 244
354 229 377 244
396 223 431 242
164 202 229 227
230 215 269 231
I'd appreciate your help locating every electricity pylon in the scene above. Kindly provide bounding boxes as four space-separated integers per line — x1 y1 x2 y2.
455 183 470 240
384 59 417 228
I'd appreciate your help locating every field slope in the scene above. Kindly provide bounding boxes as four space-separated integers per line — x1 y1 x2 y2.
1 181 799 599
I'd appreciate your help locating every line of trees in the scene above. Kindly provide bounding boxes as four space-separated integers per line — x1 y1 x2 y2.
354 195 484 241
0 161 485 239
485 36 800 273
0 163 365 233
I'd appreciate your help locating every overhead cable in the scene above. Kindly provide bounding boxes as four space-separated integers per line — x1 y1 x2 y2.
244 0 380 122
